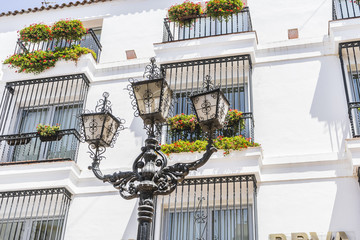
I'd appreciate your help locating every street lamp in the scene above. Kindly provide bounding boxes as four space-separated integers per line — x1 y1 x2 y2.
80 58 230 240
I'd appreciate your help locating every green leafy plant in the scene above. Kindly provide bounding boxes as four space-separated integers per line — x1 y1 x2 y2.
161 139 208 155
168 1 203 26
223 108 245 136
168 113 199 132
206 0 244 21
214 135 258 155
4 45 96 74
19 23 52 43
36 124 60 137
161 135 258 155
52 19 87 41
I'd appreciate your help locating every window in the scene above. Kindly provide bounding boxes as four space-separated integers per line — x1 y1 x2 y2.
166 208 252 240
156 175 257 240
80 28 102 62
0 188 71 240
0 74 89 163
12 104 81 162
339 41 360 137
333 0 360 20
161 55 254 143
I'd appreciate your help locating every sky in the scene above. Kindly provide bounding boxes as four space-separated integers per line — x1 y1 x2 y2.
0 0 75 12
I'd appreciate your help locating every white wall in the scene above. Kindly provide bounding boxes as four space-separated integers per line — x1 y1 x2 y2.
0 0 359 239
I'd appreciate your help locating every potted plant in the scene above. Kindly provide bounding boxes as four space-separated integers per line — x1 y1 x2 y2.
167 113 203 140
19 23 52 43
206 0 244 21
36 123 61 141
51 19 87 41
168 1 203 27
223 109 245 137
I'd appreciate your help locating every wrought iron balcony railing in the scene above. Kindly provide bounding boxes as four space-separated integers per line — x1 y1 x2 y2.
0 74 89 164
162 7 253 42
333 0 360 20
339 41 360 138
155 175 257 240
14 28 102 62
161 55 254 143
0 129 81 164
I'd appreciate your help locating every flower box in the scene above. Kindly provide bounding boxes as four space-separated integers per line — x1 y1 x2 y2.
39 133 62 142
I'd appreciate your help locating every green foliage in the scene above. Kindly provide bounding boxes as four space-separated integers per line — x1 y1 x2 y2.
168 113 199 132
213 135 258 155
168 110 245 134
161 139 208 155
36 124 60 137
19 24 52 43
161 135 259 155
224 109 245 136
51 19 87 41
168 1 203 26
4 45 96 74
206 0 244 21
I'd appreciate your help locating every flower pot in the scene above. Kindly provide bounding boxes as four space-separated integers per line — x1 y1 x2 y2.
7 138 31 146
179 15 199 21
39 133 62 142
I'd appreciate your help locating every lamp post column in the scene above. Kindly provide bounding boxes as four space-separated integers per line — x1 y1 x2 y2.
136 134 158 240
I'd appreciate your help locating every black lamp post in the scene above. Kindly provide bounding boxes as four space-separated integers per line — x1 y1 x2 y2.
80 58 230 240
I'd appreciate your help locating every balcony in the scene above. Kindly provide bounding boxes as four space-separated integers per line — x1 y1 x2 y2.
160 54 255 154
14 28 102 62
0 74 89 164
162 7 252 43
333 0 360 20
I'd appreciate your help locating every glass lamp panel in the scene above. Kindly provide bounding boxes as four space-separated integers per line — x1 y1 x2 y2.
102 114 120 146
161 83 172 119
82 113 105 143
133 80 162 115
194 91 218 123
217 93 230 127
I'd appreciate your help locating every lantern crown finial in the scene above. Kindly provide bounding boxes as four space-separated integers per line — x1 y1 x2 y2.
143 57 164 80
95 92 112 113
203 75 214 91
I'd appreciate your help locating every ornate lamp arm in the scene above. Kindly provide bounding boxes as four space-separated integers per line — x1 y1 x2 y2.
88 144 136 185
154 131 217 196
160 141 216 180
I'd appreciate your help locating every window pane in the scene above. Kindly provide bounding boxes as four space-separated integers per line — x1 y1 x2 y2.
0 221 24 240
47 105 81 160
32 219 61 240
13 108 49 162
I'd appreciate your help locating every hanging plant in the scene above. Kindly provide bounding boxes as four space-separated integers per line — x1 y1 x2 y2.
206 0 244 21
168 1 203 27
4 45 96 74
19 23 52 43
51 19 87 41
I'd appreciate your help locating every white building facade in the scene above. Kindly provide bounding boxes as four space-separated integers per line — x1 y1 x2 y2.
0 0 359 239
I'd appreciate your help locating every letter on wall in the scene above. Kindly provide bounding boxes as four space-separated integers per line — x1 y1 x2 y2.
335 232 349 240
291 233 309 240
309 232 319 240
269 234 287 240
